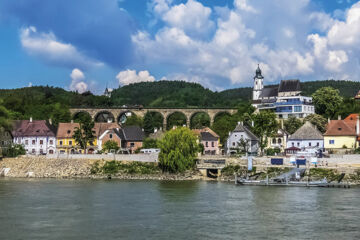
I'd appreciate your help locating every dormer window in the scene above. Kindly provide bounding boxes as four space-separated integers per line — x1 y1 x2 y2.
338 128 342 131
67 130 71 134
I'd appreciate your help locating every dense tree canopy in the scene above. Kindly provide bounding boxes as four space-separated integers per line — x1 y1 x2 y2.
251 111 278 153
72 117 96 153
312 87 343 119
284 116 303 134
103 140 120 152
304 114 328 133
157 127 199 173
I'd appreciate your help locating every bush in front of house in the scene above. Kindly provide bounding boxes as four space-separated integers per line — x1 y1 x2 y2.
3 144 26 158
90 160 160 175
265 147 281 156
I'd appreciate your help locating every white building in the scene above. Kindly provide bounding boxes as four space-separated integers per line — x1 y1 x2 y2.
252 66 315 119
286 122 324 153
226 122 259 155
12 118 56 155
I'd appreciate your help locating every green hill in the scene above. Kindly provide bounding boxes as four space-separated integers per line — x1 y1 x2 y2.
0 80 359 122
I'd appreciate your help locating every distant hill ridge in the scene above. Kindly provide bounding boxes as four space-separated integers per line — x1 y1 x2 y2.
0 80 359 110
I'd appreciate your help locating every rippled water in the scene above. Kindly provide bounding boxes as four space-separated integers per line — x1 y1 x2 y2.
0 179 359 240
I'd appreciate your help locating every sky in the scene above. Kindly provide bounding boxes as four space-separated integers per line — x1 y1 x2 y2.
0 0 359 94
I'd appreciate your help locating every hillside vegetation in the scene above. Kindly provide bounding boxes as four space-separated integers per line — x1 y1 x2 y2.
0 80 359 123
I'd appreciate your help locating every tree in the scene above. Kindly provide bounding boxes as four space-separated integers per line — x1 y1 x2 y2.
238 138 250 155
211 114 237 144
167 112 187 130
284 116 303 134
123 115 143 127
157 127 199 173
304 114 328 133
251 111 278 154
3 144 26 157
143 111 163 135
312 87 343 119
73 117 96 154
0 100 11 130
103 140 120 152
190 113 210 129
143 138 158 148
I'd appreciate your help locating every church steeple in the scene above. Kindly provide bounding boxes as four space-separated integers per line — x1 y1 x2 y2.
252 64 264 101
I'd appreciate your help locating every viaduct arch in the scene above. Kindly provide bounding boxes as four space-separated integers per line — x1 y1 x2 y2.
70 107 237 129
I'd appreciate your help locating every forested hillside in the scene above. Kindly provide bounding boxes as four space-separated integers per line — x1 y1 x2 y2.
0 80 359 123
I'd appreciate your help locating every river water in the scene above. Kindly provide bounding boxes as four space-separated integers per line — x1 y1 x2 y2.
0 179 359 240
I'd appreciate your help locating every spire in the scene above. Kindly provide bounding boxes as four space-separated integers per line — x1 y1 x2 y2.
255 64 264 79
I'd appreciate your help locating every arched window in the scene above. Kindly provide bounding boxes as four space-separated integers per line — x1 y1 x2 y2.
278 138 282 144
272 138 276 144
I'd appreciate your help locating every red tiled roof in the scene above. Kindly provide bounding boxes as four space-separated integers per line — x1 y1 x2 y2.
344 114 359 122
324 120 357 136
12 120 56 137
57 122 120 138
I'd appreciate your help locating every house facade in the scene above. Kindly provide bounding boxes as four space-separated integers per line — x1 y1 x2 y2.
98 128 122 151
286 121 324 153
119 126 145 153
57 122 119 154
252 66 315 119
324 114 359 150
267 128 288 151
226 122 259 155
12 119 56 155
193 127 220 155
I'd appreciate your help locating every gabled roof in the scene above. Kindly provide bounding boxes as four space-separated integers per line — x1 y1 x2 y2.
121 126 145 141
200 132 219 141
344 114 359 122
289 121 323 140
57 122 80 138
93 123 120 137
324 120 357 136
232 123 259 141
12 120 56 137
259 87 278 98
192 127 219 139
278 79 301 93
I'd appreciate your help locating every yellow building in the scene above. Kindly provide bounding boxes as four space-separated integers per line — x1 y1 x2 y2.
267 128 288 152
324 114 360 150
56 122 119 154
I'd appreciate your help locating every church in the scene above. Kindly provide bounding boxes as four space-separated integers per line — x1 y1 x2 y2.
251 65 315 119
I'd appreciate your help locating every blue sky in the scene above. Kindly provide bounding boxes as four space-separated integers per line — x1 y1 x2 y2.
0 0 359 93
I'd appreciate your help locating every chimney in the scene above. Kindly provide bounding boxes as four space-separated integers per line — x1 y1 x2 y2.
281 120 284 129
328 118 330 123
238 121 241 125
30 117 33 123
251 121 254 127
154 127 158 133
229 131 231 136
71 120 74 124
338 115 341 120
107 118 112 123
357 116 360 136
49 118 52 125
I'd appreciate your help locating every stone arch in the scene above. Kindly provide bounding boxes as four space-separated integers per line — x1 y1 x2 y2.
144 111 164 130
117 111 137 125
213 111 232 123
189 111 211 129
94 111 115 123
72 111 92 122
166 111 188 130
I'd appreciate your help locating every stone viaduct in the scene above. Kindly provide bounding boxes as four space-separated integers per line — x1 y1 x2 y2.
69 107 237 129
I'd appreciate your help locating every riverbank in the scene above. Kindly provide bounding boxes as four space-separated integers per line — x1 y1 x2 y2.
1 156 360 184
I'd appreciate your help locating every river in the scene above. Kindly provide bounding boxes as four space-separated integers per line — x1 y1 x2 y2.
0 179 359 239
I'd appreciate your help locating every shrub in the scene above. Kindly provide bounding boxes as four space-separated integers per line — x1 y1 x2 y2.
3 144 26 157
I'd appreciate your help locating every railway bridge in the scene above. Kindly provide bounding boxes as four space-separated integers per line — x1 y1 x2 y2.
69 107 237 129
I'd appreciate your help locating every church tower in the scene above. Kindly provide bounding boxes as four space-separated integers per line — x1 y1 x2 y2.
252 64 264 101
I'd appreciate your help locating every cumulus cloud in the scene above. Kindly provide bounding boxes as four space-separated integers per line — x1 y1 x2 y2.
69 68 88 93
20 26 103 69
116 70 155 85
132 0 360 88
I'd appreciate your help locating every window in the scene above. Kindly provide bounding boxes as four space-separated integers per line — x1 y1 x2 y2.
69 141 73 146
292 142 294 147
60 141 63 146
40 140 43 145
49 140 53 145
232 142 236 147
206 142 208 147
272 138 276 144
294 106 302 112
40 149 43 154
49 150 54 154
109 134 113 139
329 140 335 145
130 142 135 147
212 142 214 147
32 140 36 145
18 139 21 144
297 142 300 147
317 142 319 146
32 149 35 154
25 140 28 145
309 142 311 147
278 138 282 144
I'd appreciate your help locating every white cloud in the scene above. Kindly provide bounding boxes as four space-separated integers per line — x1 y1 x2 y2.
134 0 360 89
69 68 88 93
20 26 103 69
116 70 155 85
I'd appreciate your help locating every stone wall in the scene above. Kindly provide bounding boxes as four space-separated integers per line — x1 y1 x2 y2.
46 153 158 162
